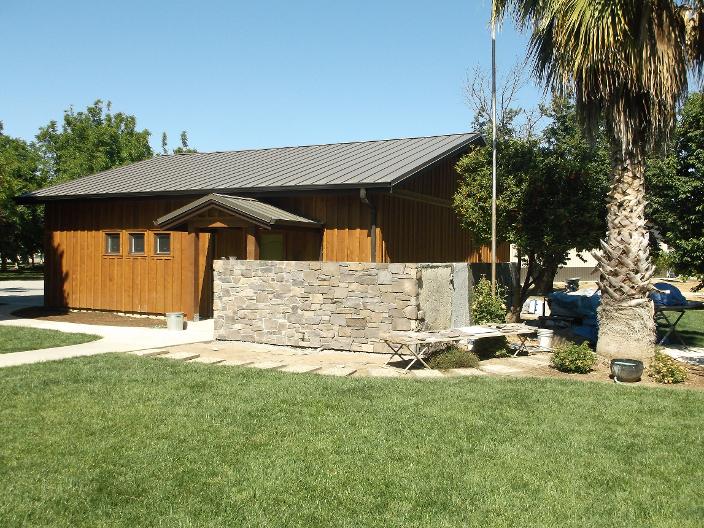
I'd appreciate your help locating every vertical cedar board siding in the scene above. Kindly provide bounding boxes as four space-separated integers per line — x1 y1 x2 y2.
268 194 371 263
44 197 205 318
43 169 504 316
380 155 509 263
271 187 506 264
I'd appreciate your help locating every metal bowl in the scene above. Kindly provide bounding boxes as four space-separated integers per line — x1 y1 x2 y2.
610 359 644 383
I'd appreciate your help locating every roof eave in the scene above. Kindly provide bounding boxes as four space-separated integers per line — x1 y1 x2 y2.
19 181 395 204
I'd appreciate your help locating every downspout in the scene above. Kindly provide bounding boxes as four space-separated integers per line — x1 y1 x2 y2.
360 188 377 262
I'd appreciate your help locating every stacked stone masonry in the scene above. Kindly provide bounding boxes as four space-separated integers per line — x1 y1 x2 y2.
213 260 430 353
213 260 481 353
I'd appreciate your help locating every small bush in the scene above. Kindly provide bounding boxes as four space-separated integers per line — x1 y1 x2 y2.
427 346 480 370
648 351 688 384
472 336 510 359
551 342 597 374
471 276 506 324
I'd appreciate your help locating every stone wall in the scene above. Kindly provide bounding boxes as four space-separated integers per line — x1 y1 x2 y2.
213 260 472 353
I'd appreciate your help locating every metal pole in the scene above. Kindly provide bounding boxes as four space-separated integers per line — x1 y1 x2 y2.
491 13 498 296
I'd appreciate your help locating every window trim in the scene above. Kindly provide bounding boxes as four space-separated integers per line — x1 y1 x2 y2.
103 231 122 256
153 232 172 256
127 231 147 256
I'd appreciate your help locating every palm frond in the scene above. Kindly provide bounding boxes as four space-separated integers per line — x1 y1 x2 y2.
493 0 704 152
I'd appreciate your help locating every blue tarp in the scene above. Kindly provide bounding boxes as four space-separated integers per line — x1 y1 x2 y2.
548 290 601 343
650 282 688 306
546 282 688 344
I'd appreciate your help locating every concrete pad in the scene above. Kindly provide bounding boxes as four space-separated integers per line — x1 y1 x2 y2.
159 351 200 361
130 349 169 357
218 359 254 367
412 369 446 379
190 356 225 365
317 367 357 377
279 364 321 374
479 364 524 375
448 368 488 377
251 361 286 370
367 368 403 378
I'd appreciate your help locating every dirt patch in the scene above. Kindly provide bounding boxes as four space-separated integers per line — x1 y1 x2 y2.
12 306 166 328
482 350 704 390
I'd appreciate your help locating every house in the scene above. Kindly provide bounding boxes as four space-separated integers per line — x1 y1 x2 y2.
19 133 509 321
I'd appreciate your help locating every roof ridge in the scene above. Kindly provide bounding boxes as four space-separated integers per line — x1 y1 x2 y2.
160 132 479 157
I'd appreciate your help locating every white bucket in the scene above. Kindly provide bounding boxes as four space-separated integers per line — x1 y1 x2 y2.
537 328 554 350
166 312 185 331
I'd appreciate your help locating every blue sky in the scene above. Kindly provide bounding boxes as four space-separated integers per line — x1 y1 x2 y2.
1 0 542 152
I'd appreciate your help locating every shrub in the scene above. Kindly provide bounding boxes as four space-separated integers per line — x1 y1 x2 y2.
648 351 688 384
551 342 597 374
471 276 506 324
427 346 480 370
472 336 510 359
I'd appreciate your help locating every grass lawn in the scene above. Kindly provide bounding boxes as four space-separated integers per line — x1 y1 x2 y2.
0 326 100 353
1 355 702 527
0 266 44 281
675 309 704 347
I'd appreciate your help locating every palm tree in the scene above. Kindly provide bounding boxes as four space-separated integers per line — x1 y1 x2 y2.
492 1 704 359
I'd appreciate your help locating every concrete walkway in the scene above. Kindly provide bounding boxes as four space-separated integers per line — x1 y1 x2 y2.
140 340 557 379
0 280 213 368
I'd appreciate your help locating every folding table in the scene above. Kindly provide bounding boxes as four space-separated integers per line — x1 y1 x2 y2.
382 324 538 370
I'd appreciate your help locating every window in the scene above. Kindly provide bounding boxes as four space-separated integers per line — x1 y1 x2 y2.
105 233 121 255
128 233 145 255
154 233 171 255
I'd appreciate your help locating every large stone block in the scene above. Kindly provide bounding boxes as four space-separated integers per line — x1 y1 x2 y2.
392 318 412 331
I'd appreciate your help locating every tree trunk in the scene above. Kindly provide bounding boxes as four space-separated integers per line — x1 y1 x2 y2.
534 258 561 296
507 247 523 323
594 145 656 360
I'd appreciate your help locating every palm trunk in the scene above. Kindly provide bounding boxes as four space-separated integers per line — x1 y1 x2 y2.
594 145 656 360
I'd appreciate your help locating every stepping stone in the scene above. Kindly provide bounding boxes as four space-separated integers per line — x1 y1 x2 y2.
190 357 225 365
479 364 523 375
509 355 551 367
279 364 321 374
412 369 446 379
317 366 357 377
251 361 286 370
367 368 402 378
218 359 254 367
449 368 488 377
159 351 200 361
130 349 168 357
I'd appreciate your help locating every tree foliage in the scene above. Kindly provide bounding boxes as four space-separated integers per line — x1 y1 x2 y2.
0 124 44 269
36 100 152 185
454 98 609 316
1 100 158 267
647 92 704 288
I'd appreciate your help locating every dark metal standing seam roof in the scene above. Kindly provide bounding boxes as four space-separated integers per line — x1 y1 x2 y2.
19 132 482 202
154 194 321 229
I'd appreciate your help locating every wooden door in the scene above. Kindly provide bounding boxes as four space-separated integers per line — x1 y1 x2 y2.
214 228 246 259
197 228 246 320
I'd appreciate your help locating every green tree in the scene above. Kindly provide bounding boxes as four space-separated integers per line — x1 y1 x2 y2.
454 98 609 321
161 130 197 155
647 92 704 288
493 1 704 359
36 100 152 185
0 123 44 270
173 130 197 154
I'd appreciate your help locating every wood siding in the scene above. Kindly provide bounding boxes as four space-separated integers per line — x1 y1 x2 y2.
44 197 206 319
377 155 510 263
